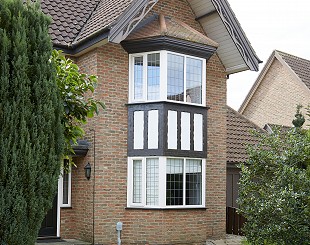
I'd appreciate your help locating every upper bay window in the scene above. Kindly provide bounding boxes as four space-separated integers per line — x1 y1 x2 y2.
129 51 206 106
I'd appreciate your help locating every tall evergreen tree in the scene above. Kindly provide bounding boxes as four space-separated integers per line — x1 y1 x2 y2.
0 1 64 244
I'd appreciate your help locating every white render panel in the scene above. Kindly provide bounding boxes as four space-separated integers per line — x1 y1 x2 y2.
134 111 144 149
194 114 203 151
167 110 178 149
148 110 158 149
181 112 190 150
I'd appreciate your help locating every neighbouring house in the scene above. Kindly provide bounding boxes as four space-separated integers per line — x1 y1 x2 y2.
38 0 261 244
239 50 310 128
226 106 263 235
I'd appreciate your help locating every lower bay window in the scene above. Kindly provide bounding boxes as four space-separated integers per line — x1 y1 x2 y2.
127 157 205 208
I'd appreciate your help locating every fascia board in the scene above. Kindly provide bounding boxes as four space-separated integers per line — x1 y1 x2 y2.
109 0 158 43
210 0 262 71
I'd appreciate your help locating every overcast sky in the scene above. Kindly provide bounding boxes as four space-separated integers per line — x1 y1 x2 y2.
226 0 310 110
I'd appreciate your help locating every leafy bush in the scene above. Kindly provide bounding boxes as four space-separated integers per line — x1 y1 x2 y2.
238 127 310 245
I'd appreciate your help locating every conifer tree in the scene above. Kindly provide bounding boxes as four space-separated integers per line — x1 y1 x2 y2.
0 1 64 244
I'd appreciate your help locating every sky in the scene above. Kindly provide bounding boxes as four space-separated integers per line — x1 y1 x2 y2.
226 0 310 110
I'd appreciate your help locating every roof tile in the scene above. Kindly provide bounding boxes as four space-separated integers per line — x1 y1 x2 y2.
41 0 101 46
227 106 263 163
126 14 218 48
277 50 310 90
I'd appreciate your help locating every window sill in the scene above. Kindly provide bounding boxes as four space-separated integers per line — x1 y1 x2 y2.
126 100 210 109
60 206 72 209
126 206 207 210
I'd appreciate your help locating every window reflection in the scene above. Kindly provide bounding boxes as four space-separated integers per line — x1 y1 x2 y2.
147 53 160 100
167 54 184 101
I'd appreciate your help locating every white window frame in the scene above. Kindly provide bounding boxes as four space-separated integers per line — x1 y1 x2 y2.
59 165 72 208
129 50 206 106
127 156 206 208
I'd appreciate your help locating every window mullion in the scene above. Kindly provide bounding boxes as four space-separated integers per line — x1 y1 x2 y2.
158 157 166 207
143 54 147 101
160 51 167 101
183 158 186 206
183 56 187 103
142 158 147 206
202 59 206 106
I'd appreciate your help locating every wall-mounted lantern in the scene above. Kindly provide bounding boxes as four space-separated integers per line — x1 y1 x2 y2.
84 163 91 180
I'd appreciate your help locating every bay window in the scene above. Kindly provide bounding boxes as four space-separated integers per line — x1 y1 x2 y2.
129 51 206 106
127 157 205 208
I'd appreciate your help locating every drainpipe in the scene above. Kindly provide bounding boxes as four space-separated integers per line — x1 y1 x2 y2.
90 129 96 245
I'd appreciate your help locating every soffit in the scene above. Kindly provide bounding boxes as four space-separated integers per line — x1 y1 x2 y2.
188 0 261 74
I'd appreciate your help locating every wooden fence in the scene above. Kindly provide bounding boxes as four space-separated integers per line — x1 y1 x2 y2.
226 206 246 235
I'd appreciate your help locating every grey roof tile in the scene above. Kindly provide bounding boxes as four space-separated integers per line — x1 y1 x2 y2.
277 50 310 90
41 0 101 46
41 0 134 47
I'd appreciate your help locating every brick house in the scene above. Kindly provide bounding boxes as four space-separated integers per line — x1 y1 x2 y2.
38 0 260 244
239 50 310 128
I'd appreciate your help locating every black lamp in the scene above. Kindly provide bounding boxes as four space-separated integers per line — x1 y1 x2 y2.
84 163 91 180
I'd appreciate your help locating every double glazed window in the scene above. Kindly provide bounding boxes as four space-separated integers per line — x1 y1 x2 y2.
130 51 206 105
128 157 205 208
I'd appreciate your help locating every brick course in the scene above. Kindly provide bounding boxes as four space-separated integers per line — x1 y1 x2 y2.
60 0 227 243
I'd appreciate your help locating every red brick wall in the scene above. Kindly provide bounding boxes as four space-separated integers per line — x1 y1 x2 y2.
60 49 99 242
60 0 227 243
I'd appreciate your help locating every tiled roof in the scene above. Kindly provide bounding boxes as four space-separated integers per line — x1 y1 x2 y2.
41 0 134 47
41 0 101 46
277 50 310 90
227 106 263 163
126 14 218 48
74 0 134 44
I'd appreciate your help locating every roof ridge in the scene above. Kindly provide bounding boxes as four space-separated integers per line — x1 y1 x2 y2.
275 50 310 62
72 0 103 44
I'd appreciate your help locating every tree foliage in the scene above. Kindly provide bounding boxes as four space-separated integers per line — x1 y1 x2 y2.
51 50 104 161
238 125 310 244
0 0 64 244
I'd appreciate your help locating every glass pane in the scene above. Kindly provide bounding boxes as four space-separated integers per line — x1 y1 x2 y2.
166 158 184 205
186 57 202 104
134 56 143 100
167 53 184 101
62 159 69 205
146 158 159 205
133 160 142 203
147 53 160 100
186 159 202 205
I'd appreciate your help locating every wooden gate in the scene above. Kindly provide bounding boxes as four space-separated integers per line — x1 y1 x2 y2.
226 206 246 235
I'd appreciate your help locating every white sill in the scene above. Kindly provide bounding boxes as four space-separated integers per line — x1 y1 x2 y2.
60 204 72 208
127 99 207 108
126 205 207 210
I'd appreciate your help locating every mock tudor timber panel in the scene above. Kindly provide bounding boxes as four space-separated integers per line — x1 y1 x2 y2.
127 101 208 157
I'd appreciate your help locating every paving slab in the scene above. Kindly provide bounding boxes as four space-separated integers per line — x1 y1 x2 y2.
35 239 91 245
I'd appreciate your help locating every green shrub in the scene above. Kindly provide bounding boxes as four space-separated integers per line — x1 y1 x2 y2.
238 127 310 245
0 1 64 244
